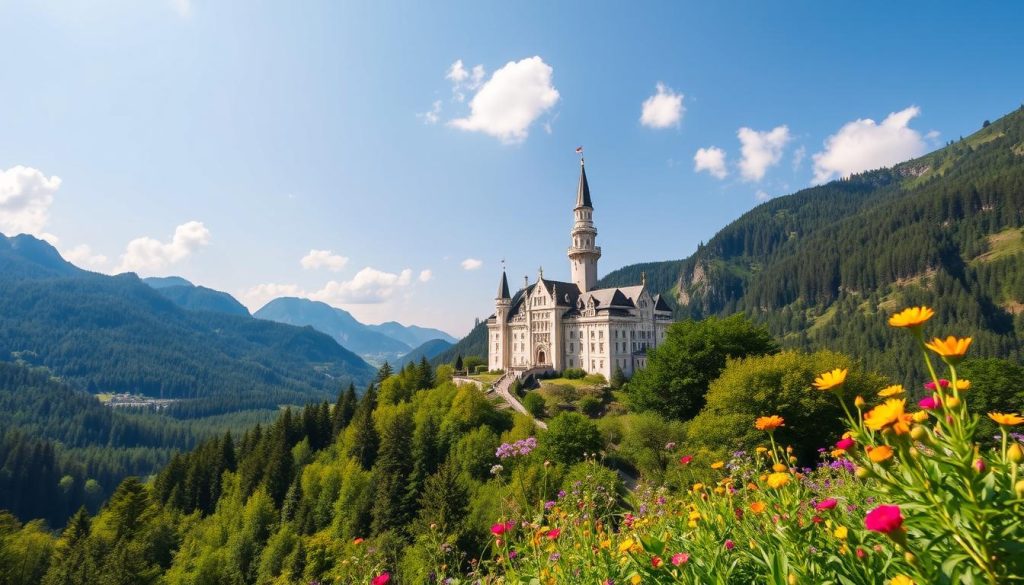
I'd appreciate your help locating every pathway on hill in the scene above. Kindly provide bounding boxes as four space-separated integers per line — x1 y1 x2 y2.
492 371 548 430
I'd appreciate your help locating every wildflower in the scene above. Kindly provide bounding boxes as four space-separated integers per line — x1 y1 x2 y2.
890 576 915 585
864 505 903 534
750 501 767 514
724 539 735 551
854 395 866 408
711 461 725 469
878 384 904 397
772 463 788 472
1009 443 1023 463
491 522 513 536
679 455 693 465
546 528 561 539
864 399 911 434
813 368 848 391
600 539 611 549
490 464 504 475
973 458 986 473
630 576 641 585
618 539 634 553
833 526 848 540
671 552 689 566
651 556 663 568
887 306 934 328
918 396 937 410
868 445 894 463
371 574 391 585
912 410 929 423
988 412 1024 426
353 537 364 545
544 500 555 510
691 483 704 492
664 442 676 451
955 379 970 391
924 336 972 363
549 552 561 562
767 472 790 488
924 379 949 391
815 498 838 511
836 437 855 450
755 446 768 454
755 415 785 431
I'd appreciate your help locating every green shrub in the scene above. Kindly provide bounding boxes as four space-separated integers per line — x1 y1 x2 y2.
541 412 603 465
578 396 603 417
562 368 586 380
582 373 607 386
522 392 545 418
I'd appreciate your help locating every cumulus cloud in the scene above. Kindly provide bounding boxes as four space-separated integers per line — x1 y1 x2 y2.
418 100 442 125
449 56 560 144
241 266 417 311
461 258 483 271
446 60 486 102
300 249 349 272
0 165 62 239
419 269 433 282
117 221 210 273
63 244 108 269
738 125 791 182
640 83 685 129
812 106 929 184
693 146 728 179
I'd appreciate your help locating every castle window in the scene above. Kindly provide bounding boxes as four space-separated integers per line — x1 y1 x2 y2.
599 331 604 339
569 359 574 367
590 343 595 352
569 343 574 352
599 343 604 353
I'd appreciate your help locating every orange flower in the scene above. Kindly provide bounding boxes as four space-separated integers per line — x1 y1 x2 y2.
988 412 1024 426
888 306 934 328
711 461 725 470
813 369 848 391
766 472 790 489
924 336 972 362
955 379 970 391
878 385 904 398
755 415 785 431
750 501 767 514
864 399 912 434
868 445 894 463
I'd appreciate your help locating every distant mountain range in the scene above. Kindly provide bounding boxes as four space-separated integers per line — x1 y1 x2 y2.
254 297 455 366
143 277 250 317
0 233 377 415
396 338 454 368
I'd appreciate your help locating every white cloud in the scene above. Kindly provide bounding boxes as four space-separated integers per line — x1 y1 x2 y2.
240 283 306 311
300 249 349 272
446 59 469 84
461 258 483 271
117 221 210 273
738 125 791 182
445 60 486 102
313 267 413 304
63 244 108 269
640 83 685 129
418 100 442 125
0 165 62 238
449 56 560 144
755 190 771 202
693 146 728 179
418 269 433 282
812 106 929 184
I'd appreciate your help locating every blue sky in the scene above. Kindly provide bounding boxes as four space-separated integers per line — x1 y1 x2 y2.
1 1 1022 336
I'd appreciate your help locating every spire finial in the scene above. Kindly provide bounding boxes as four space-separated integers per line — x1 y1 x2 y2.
641 271 647 286
538 266 544 279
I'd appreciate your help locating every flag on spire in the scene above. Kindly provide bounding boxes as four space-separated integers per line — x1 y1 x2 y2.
575 146 583 154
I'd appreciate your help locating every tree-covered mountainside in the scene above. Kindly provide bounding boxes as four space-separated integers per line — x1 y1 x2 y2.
431 319 488 367
396 338 453 368
255 297 413 363
600 105 1024 384
144 278 251 316
366 321 458 347
0 234 376 415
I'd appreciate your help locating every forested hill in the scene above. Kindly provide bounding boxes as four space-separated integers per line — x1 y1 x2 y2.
0 234 377 416
600 105 1024 383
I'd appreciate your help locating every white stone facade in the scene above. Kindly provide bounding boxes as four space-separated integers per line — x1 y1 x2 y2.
487 159 674 381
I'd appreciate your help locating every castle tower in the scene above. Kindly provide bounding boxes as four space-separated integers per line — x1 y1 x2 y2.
490 269 511 370
568 158 601 292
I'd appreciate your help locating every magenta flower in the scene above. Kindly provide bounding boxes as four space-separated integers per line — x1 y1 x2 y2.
918 396 938 410
815 498 838 511
923 379 950 390
864 505 903 534
671 552 690 565
724 539 735 551
371 574 390 585
835 437 855 450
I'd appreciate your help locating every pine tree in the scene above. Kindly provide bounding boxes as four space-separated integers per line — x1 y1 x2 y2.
281 477 302 523
416 462 468 537
416 357 434 390
264 430 294 506
333 383 358 435
288 539 306 583
370 407 415 535
454 354 464 372
348 388 379 470
377 362 394 384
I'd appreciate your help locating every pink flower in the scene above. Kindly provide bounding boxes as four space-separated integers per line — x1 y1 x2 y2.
679 455 693 465
491 521 514 536
546 528 561 539
974 458 986 473
815 498 838 511
671 552 690 566
864 505 903 534
724 539 735 551
835 437 855 450
372 574 390 585
923 379 949 390
918 396 938 410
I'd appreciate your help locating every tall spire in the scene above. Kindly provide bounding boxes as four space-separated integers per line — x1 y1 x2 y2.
575 157 592 209
496 269 510 300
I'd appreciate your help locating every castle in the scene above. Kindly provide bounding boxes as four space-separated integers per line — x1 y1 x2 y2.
487 157 674 381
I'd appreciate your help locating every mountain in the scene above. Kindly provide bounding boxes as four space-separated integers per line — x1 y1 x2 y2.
396 338 454 368
431 319 489 366
366 321 457 347
600 105 1024 384
254 297 412 363
143 277 250 317
0 233 376 416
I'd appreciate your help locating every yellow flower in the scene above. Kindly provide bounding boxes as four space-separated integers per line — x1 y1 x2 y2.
688 510 701 521
868 445 894 463
750 501 767 514
912 410 929 423
691 483 704 492
813 368 848 391
854 395 866 408
864 399 908 432
600 539 611 549
630 575 642 585
988 412 1024 426
888 306 934 328
833 526 848 540
766 472 790 489
755 415 785 431
772 463 788 472
924 336 972 361
618 538 634 553
878 384 904 397
755 446 768 454
890 576 916 585
711 461 725 469
955 379 970 391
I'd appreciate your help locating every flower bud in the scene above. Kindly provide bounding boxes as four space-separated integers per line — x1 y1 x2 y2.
912 411 929 423
910 426 928 442
1015 479 1024 498
908 447 919 459
1008 443 1023 463
973 458 986 473
854 396 865 408
945 396 961 409
788 574 798 585
904 552 917 565
789 456 797 464
855 467 872 479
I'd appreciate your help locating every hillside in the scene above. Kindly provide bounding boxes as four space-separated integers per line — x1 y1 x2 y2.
145 280 251 316
431 319 489 366
600 105 1024 384
395 338 453 368
255 297 412 363
0 234 376 416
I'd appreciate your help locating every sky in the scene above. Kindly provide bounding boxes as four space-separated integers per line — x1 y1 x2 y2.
1 1 1022 336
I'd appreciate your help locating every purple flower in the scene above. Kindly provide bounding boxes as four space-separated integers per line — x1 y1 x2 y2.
544 500 555 510
557 490 566 499
549 552 561 562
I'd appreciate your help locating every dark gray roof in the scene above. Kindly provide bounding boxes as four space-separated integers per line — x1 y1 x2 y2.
576 159 592 208
497 271 511 300
653 294 673 313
